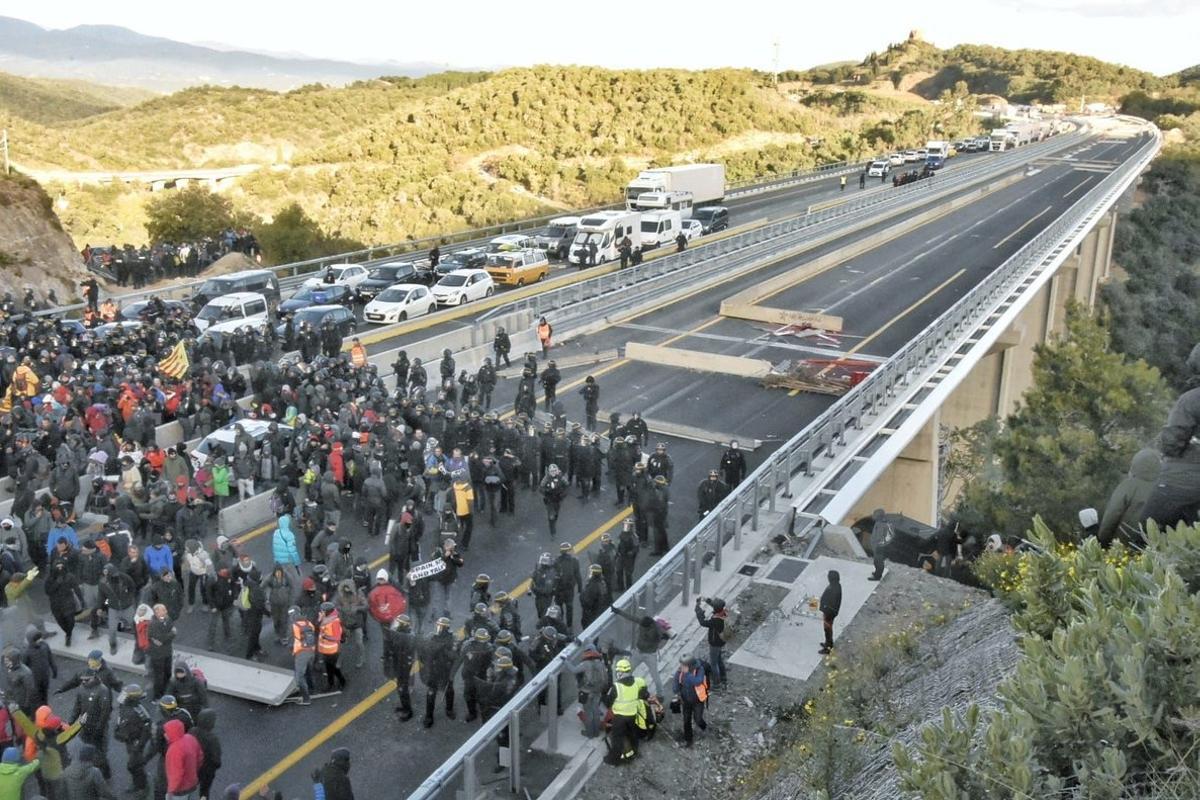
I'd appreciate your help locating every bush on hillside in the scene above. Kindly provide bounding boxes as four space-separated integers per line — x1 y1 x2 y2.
145 185 249 244
894 519 1200 799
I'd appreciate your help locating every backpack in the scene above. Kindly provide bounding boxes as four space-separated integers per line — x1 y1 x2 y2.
191 667 207 687
297 621 317 650
653 617 672 642
717 615 734 644
237 585 252 610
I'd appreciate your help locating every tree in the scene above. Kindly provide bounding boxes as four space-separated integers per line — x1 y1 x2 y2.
144 185 243 244
255 203 363 265
951 304 1170 540
1103 145 1200 393
894 519 1200 798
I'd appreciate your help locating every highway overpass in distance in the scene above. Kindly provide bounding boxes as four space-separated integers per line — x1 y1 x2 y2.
170 117 1159 800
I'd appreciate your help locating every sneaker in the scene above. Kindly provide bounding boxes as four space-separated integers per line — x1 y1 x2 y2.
298 699 312 706
818 646 831 655
868 575 882 582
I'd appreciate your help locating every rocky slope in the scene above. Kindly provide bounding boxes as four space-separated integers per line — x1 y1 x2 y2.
0 172 97 304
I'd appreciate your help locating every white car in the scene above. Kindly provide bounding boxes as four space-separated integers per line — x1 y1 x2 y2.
678 219 703 242
191 419 292 472
363 283 438 324
867 160 891 177
486 234 537 253
431 269 495 306
302 263 369 289
903 149 920 163
887 152 905 166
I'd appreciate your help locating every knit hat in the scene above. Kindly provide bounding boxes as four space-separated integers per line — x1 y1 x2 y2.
0 747 18 764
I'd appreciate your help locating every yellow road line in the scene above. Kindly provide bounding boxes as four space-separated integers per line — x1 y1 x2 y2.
831 268 967 369
992 205 1052 250
240 503 633 798
239 680 397 798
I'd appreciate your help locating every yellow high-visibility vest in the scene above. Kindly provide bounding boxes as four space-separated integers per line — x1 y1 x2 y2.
612 677 647 728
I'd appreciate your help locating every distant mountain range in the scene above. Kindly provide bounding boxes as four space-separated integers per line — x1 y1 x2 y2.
0 15 443 91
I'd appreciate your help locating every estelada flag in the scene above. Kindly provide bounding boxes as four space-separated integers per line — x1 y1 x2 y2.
158 341 190 380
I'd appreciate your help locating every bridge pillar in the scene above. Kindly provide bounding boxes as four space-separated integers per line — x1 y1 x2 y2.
843 409 940 527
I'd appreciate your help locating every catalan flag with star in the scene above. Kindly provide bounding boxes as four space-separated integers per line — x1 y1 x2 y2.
158 340 190 380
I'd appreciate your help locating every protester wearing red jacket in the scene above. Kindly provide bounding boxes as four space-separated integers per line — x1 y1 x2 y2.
367 570 407 630
164 718 204 797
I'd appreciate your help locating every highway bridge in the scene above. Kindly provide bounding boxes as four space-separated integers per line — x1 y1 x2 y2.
13 161 265 191
30 118 1159 800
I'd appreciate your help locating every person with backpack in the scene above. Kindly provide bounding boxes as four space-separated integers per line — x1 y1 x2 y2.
694 596 730 689
164 661 208 723
610 603 669 699
672 655 709 747
562 645 609 738
289 607 317 705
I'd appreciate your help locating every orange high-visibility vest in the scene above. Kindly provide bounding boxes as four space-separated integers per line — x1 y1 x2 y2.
537 323 552 345
350 345 367 368
293 619 316 655
318 614 342 655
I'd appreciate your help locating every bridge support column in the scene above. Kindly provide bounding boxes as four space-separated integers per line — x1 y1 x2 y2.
843 410 940 527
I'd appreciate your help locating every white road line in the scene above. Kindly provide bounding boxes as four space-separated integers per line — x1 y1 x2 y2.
993 205 1053 250
1063 177 1092 198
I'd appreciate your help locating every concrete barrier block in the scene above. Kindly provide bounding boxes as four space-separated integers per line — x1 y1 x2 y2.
219 490 276 537
625 341 772 379
50 633 296 706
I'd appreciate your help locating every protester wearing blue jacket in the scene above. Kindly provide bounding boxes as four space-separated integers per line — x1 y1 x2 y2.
272 515 302 567
145 535 175 576
45 520 78 557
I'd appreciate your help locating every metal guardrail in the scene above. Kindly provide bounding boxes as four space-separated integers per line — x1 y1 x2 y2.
53 159 870 319
478 131 1086 325
406 122 1141 800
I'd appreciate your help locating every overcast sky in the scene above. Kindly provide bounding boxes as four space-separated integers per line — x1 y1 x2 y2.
10 0 1197 76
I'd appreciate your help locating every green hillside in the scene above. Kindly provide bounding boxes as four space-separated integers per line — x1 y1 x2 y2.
0 71 155 124
799 36 1168 104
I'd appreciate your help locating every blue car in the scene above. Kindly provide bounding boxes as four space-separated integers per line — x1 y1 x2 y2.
276 283 356 320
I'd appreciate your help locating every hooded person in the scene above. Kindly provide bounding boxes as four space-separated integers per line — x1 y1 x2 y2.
1140 343 1200 529
868 509 892 581
164 660 208 722
193 708 222 800
1098 447 1160 546
61 741 110 800
163 717 203 799
318 747 355 800
818 570 842 655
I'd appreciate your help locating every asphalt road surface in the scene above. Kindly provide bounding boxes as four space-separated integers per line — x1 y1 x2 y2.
31 133 1146 800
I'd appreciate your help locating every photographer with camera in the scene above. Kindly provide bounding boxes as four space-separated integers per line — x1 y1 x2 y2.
694 596 730 690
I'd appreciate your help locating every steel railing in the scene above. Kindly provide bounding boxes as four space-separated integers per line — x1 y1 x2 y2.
51 158 871 318
478 129 1087 325
406 122 1157 800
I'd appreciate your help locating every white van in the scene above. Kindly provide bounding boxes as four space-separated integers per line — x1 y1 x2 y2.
867 160 891 177
192 292 270 333
639 210 682 248
630 190 694 219
568 210 641 266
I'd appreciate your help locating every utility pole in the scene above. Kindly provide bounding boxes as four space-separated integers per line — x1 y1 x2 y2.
1 129 8 176
772 40 781 88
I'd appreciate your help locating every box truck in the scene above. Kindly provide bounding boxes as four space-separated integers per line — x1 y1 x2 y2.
625 164 725 208
568 210 641 266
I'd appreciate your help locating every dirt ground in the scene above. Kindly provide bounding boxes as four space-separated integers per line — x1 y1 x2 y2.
574 543 987 800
